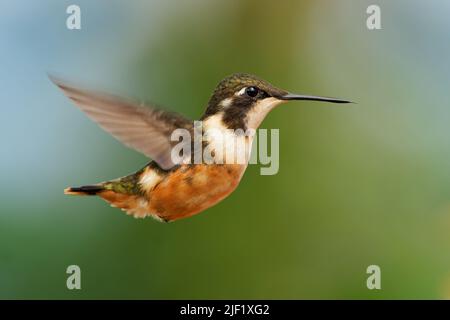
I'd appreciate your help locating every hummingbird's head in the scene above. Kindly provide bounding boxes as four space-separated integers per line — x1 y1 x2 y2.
202 73 351 130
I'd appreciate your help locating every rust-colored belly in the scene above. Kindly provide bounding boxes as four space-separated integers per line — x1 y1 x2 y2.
149 164 246 221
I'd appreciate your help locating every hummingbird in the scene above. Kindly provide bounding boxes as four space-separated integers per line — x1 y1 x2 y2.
51 73 350 222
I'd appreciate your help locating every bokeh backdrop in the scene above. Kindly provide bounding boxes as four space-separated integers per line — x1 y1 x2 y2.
1 0 450 299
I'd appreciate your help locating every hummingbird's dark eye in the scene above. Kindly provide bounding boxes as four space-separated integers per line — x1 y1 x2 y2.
245 86 259 98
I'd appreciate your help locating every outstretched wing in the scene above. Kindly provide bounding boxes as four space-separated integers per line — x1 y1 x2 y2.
51 76 193 170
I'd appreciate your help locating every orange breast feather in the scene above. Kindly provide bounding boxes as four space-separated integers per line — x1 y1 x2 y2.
148 164 246 221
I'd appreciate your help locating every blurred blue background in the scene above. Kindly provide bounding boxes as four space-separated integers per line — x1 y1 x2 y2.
1 0 450 299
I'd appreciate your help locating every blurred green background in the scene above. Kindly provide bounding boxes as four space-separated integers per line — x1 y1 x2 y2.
1 0 450 299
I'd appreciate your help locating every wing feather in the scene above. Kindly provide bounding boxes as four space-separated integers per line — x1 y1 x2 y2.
51 76 193 170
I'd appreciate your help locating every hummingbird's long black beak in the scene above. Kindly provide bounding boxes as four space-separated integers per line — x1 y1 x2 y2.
280 93 352 104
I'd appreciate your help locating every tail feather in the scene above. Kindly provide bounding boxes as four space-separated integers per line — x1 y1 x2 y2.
64 185 104 196
63 169 163 220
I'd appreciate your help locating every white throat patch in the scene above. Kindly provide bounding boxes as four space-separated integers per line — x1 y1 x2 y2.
203 115 253 165
245 97 285 129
